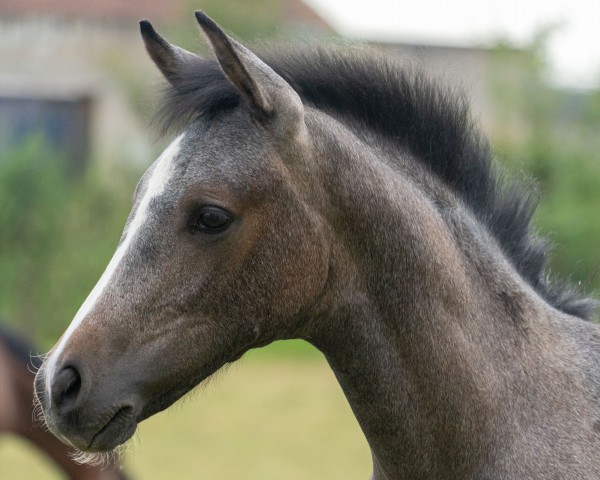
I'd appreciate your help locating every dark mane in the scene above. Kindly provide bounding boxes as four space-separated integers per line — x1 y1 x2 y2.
155 43 597 320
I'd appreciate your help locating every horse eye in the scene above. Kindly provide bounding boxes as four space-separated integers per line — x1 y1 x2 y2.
189 206 233 234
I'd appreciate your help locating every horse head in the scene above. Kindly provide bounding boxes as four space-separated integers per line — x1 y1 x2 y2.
35 12 330 454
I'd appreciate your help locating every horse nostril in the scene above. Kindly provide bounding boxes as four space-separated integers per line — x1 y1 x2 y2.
51 366 83 413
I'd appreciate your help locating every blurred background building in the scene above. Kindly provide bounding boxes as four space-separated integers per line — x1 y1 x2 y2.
0 0 555 171
0 0 335 171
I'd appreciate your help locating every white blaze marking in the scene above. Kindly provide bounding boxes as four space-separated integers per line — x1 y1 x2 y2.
44 134 184 399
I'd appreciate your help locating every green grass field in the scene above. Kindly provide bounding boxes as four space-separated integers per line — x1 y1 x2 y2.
0 342 372 479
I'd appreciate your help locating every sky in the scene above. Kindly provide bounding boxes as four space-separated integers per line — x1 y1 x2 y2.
304 0 600 89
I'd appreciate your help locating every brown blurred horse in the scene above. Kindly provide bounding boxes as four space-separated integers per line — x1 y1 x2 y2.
0 326 127 480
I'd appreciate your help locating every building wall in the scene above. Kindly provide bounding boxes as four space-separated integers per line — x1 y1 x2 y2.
1 13 529 172
0 17 160 169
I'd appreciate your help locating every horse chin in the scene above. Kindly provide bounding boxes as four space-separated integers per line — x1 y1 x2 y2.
87 406 138 452
44 405 138 455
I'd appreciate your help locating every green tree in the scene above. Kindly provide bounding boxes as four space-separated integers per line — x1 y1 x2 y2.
489 30 600 299
0 137 136 347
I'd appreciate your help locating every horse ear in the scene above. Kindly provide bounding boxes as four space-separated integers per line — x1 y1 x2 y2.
140 19 199 85
194 11 304 130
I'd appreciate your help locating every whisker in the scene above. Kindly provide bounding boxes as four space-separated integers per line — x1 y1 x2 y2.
28 350 49 374
69 444 127 468
31 389 51 432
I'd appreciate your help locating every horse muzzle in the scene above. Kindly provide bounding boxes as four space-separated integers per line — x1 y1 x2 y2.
34 360 141 452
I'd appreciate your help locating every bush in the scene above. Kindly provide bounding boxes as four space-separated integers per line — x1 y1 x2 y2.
0 137 137 348
489 33 600 301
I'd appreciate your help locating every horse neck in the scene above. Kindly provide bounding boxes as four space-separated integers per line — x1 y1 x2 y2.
303 123 598 478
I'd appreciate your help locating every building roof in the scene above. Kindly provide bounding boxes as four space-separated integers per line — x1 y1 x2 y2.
0 0 333 31
0 0 181 23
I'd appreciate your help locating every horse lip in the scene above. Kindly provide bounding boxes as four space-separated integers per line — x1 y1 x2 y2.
88 406 137 451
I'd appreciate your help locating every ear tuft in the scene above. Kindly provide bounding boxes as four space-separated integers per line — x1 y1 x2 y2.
194 11 273 117
194 11 222 37
139 19 155 36
140 19 199 85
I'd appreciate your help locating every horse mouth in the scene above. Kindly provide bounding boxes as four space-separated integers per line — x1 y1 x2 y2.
88 406 137 452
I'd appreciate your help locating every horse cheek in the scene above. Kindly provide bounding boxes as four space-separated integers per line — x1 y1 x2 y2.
272 218 329 320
